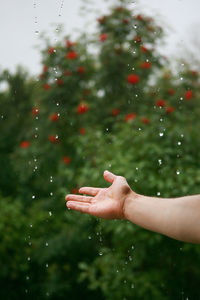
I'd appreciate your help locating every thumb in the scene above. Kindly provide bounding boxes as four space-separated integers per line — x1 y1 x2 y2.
103 170 117 184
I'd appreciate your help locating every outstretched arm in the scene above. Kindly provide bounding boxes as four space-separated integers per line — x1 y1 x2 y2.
65 170 200 244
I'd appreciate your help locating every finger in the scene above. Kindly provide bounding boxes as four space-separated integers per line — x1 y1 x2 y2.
79 187 102 196
66 201 91 214
65 194 93 203
103 170 117 183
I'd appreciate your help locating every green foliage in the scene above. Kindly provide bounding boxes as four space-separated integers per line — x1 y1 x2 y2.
0 1 200 299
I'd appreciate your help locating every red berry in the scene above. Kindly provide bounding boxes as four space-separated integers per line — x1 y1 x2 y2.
77 103 89 114
57 78 63 86
127 74 140 84
50 113 59 121
168 89 175 95
43 65 49 72
66 51 78 59
48 47 55 54
111 109 120 116
156 99 166 107
66 40 75 48
125 113 136 122
63 156 71 165
134 36 142 43
32 107 39 116
141 117 150 124
48 135 59 143
43 83 51 90
185 90 193 100
20 141 30 148
166 106 175 113
80 128 86 135
140 61 152 69
77 66 85 74
99 33 108 42
141 45 148 53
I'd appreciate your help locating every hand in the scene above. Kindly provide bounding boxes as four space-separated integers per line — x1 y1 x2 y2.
65 170 134 219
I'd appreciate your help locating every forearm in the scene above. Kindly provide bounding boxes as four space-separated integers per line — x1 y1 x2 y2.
124 192 200 244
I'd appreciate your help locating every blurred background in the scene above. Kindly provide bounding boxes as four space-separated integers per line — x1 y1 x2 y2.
0 0 200 299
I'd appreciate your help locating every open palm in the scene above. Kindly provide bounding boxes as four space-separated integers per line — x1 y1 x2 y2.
66 170 133 219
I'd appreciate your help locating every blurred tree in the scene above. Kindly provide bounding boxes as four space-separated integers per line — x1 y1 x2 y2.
0 0 200 299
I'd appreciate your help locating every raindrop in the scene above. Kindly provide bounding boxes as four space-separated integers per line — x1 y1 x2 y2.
46 263 49 268
45 242 49 247
30 224 33 228
178 141 181 146
26 276 30 280
88 236 92 239
176 170 180 175
158 159 162 165
157 192 161 196
32 195 35 199
49 211 52 217
159 132 164 137
99 251 103 256
128 256 132 261
27 257 31 261
50 192 53 196
35 30 39 35
131 283 135 289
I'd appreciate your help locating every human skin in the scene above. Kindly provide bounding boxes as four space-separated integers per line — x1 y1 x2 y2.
65 170 200 244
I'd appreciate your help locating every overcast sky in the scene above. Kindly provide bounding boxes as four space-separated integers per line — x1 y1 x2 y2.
0 0 199 77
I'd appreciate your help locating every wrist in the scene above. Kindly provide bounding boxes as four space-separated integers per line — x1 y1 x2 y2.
123 190 142 221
